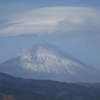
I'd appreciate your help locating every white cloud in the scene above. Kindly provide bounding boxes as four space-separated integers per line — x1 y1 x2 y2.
0 6 100 37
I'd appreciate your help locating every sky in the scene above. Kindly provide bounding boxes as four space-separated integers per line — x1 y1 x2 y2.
0 0 100 70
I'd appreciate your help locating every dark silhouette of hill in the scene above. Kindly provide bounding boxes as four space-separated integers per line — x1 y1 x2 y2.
0 86 60 100
0 72 100 100
76 82 100 89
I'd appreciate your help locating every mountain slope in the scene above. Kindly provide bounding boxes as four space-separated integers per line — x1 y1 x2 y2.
0 72 100 100
0 86 60 100
0 44 100 82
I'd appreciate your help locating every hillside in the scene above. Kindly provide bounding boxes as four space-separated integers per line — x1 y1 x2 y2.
0 72 100 100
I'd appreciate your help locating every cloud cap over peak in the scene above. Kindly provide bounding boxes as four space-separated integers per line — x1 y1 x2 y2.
0 6 100 37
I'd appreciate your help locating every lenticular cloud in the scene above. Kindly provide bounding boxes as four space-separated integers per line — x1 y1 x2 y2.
0 6 100 37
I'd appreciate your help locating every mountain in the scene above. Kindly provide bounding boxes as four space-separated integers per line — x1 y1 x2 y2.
0 86 60 100
76 83 100 89
0 72 100 100
0 72 61 100
0 44 100 82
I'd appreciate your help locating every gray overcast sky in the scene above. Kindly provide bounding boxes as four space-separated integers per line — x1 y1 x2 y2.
0 0 100 70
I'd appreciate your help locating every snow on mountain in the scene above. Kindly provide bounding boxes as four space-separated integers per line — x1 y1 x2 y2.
0 44 100 83
16 45 80 74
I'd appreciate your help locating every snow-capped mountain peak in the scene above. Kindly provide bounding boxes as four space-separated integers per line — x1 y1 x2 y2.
0 44 100 83
15 45 79 74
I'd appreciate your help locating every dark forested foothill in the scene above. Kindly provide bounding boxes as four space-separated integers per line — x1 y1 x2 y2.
0 72 100 100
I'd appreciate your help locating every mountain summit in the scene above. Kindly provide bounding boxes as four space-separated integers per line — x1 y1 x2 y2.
0 44 100 82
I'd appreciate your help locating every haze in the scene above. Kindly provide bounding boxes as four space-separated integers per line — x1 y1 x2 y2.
0 0 100 70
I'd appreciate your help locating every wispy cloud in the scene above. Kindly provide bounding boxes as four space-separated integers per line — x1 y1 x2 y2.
0 6 100 37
